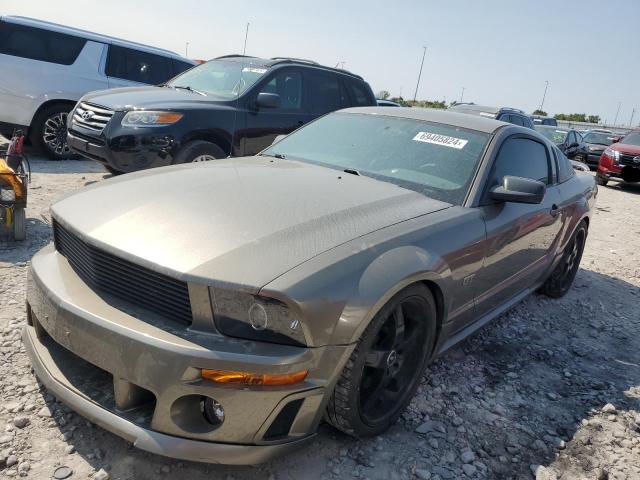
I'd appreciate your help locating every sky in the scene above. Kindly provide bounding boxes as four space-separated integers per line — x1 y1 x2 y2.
3 0 639 126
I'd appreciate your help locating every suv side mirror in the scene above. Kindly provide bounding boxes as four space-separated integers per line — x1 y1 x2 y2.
490 175 546 204
256 92 281 109
568 142 579 149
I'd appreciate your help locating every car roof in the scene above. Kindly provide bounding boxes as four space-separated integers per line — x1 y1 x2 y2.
536 125 568 131
339 106 511 134
1 15 194 62
213 55 365 80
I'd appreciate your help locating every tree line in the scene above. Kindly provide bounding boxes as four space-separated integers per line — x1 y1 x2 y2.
378 92 601 124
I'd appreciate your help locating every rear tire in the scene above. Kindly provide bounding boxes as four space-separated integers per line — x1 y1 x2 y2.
172 141 226 164
13 207 26 241
540 221 587 298
30 104 79 160
325 284 437 437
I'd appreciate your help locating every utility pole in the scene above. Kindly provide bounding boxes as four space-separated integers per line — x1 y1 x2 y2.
185 42 189 57
242 22 250 55
413 46 427 102
613 102 622 126
630 108 636 128
539 80 549 111
460 87 465 103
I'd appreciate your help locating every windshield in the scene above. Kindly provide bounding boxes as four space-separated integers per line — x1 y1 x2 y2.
167 59 268 99
621 132 640 146
535 126 568 144
262 113 490 205
583 132 614 146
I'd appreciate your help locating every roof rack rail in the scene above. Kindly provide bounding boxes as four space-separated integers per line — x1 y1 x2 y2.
270 57 319 65
214 54 256 60
501 107 526 114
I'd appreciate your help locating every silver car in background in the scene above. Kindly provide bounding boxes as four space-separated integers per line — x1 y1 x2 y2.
24 107 595 464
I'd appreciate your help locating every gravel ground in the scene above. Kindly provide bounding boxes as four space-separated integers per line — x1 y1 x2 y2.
1 155 639 480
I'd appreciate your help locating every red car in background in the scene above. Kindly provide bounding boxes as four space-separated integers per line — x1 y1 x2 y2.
597 130 640 186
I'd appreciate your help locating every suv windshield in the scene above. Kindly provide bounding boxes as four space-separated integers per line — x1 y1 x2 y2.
621 132 640 146
167 59 268 99
583 132 614 146
262 113 490 205
535 126 567 144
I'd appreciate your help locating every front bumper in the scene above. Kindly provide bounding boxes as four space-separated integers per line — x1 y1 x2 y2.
24 245 353 464
585 152 604 167
67 126 176 173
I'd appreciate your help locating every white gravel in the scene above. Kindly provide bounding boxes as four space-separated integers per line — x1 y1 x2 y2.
1 155 639 479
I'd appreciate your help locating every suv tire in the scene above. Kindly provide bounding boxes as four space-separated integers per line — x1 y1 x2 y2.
173 141 226 164
31 104 79 160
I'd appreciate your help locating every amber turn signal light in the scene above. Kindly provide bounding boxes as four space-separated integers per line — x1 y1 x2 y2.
201 369 308 386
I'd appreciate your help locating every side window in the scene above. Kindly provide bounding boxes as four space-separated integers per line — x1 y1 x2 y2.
491 137 551 186
258 70 302 110
346 80 373 106
510 115 525 127
499 114 512 123
106 45 171 84
0 22 86 65
554 147 575 183
307 71 349 114
566 132 575 145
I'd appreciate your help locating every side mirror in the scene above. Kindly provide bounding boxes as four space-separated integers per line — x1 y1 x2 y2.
611 136 620 143
490 175 546 204
569 142 579 149
256 92 281 109
271 134 286 146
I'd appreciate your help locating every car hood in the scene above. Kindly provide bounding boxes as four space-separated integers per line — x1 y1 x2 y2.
52 158 450 290
585 143 607 150
82 86 232 111
612 143 640 155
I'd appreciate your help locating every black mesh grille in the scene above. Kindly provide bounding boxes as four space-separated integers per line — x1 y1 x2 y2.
53 219 193 325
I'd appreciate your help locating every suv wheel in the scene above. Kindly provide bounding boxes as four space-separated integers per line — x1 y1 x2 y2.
31 104 79 160
326 284 436 437
173 141 226 164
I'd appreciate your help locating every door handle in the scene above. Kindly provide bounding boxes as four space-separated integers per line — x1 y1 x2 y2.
550 204 560 216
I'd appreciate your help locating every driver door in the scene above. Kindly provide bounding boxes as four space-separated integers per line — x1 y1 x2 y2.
474 135 565 316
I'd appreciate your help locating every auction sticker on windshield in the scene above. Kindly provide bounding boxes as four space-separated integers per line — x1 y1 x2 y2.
413 132 469 149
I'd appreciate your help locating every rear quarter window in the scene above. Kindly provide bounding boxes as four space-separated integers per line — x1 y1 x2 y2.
554 147 575 183
346 80 375 106
106 45 172 84
0 21 86 65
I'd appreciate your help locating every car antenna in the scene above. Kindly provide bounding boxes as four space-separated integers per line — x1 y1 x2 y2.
229 23 250 158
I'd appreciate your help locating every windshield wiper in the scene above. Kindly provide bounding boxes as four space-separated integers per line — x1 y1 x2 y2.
343 168 361 176
171 85 207 96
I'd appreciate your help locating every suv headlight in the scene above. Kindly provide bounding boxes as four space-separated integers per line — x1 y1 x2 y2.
121 110 183 127
604 148 620 161
210 288 307 346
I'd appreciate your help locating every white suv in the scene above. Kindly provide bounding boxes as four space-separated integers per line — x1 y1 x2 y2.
0 16 195 159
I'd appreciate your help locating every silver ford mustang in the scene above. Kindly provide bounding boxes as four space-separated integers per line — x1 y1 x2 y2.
24 107 596 464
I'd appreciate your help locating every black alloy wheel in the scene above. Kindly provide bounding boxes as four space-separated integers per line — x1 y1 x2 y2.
326 284 436 437
540 222 587 298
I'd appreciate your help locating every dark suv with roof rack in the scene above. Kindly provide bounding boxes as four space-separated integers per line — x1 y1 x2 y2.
66 55 376 173
449 103 535 129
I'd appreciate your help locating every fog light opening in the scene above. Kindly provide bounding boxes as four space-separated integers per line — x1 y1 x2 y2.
201 397 225 426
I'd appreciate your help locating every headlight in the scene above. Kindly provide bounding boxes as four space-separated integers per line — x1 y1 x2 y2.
0 186 16 202
121 110 183 127
604 148 620 161
210 288 307 346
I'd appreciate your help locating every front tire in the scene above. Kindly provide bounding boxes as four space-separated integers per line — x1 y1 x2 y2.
172 141 226 164
540 221 587 298
595 175 608 186
31 104 79 160
13 207 26 241
326 284 437 437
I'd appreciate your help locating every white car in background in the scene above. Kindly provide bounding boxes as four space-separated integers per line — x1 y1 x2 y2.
0 16 195 159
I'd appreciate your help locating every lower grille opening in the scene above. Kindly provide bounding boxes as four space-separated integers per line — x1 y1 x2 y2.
40 333 156 428
263 398 304 441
